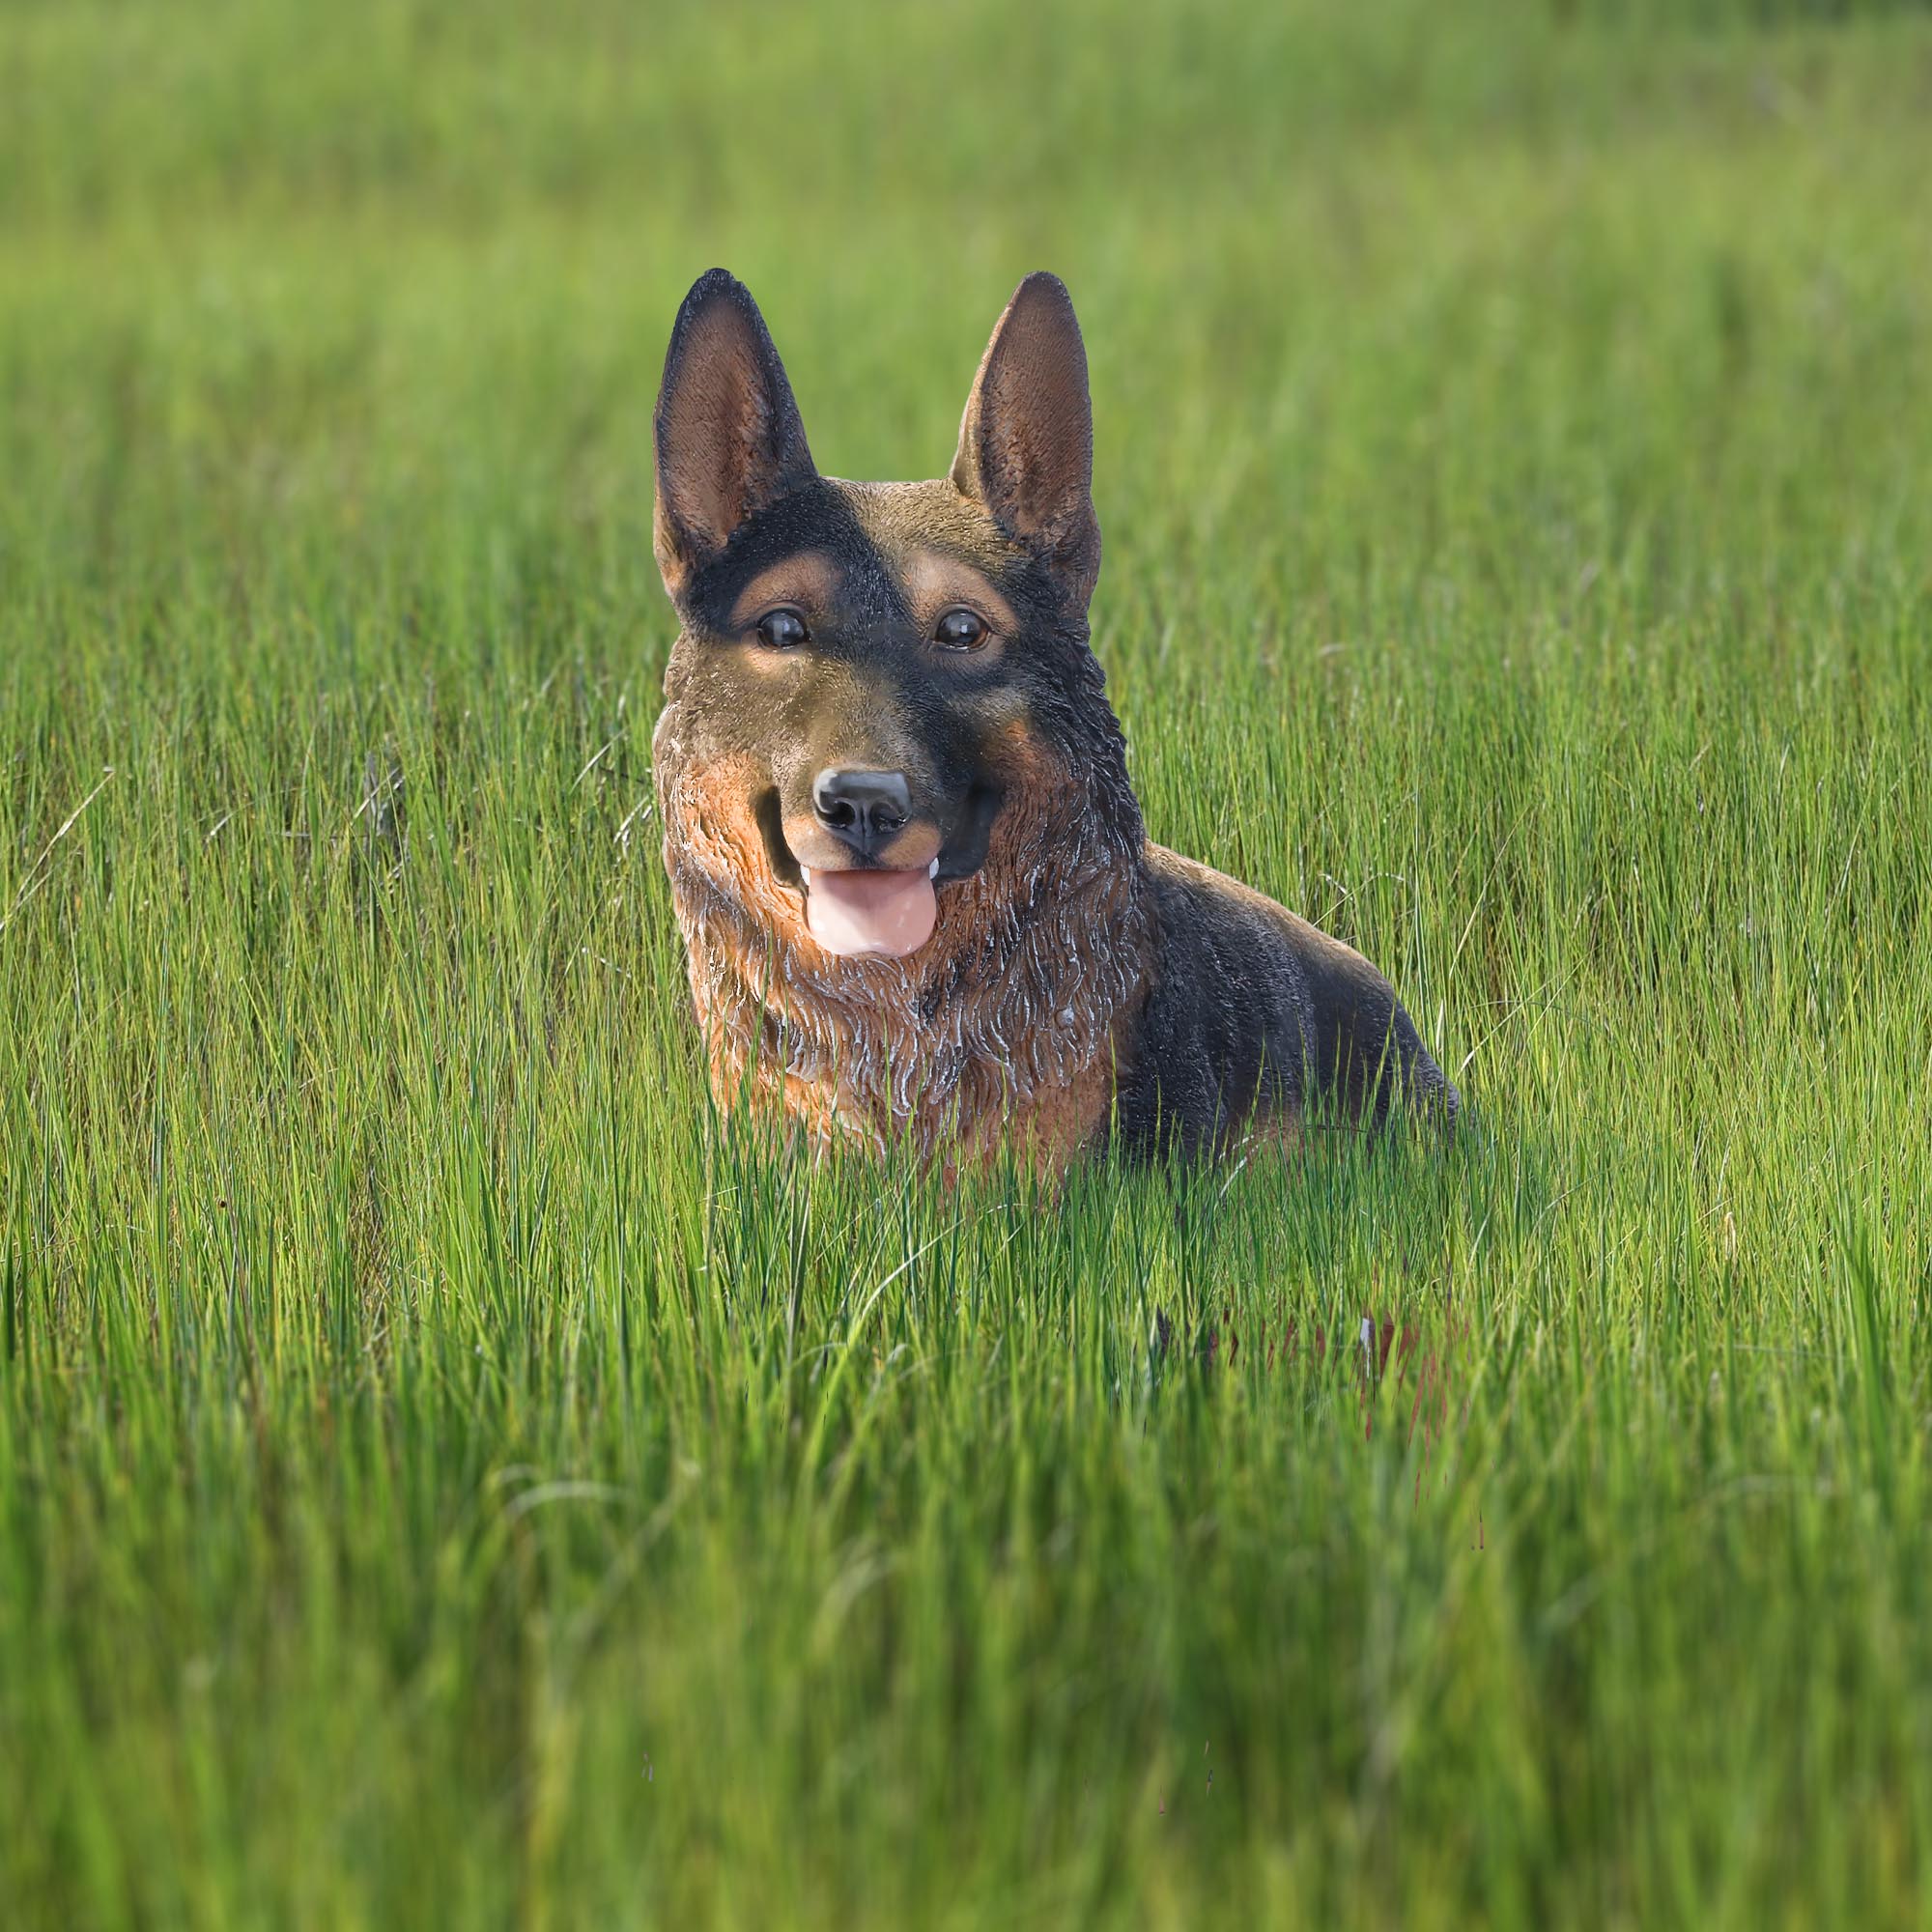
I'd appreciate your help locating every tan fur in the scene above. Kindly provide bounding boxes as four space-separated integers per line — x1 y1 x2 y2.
658 721 1151 1172
726 553 841 631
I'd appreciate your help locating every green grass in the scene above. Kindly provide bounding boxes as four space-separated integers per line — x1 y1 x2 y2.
4 0 1931 1924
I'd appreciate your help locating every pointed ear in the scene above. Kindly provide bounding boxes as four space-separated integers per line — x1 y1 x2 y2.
950 272 1101 605
653 270 816 598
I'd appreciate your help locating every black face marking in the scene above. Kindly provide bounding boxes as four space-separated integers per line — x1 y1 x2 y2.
753 787 803 890
932 782 1002 881
685 478 883 635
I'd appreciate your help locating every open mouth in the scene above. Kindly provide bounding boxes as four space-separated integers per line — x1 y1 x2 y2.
753 785 1000 959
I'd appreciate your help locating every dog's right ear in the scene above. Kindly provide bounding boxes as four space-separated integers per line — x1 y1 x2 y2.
653 270 816 600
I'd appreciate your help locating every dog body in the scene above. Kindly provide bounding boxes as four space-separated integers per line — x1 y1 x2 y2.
651 270 1455 1170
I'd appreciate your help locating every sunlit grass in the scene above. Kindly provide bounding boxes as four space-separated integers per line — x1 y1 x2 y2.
2 2 1930 1924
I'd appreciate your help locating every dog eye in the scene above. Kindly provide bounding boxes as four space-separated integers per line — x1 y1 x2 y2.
754 609 809 649
933 608 988 651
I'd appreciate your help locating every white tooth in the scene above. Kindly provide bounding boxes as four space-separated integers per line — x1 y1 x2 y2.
799 865 812 886
928 859 939 878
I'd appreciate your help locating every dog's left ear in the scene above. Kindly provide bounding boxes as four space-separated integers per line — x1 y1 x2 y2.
654 269 817 600
951 272 1101 606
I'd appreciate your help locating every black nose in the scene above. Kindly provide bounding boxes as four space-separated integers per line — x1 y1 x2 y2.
812 767 913 859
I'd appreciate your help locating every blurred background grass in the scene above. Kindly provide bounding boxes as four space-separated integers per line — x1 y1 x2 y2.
3 1 1931 1926
7 0 1932 635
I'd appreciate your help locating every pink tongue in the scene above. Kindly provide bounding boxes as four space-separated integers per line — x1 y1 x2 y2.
804 867 938 958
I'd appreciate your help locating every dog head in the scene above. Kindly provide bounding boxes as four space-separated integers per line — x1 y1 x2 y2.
650 269 1132 963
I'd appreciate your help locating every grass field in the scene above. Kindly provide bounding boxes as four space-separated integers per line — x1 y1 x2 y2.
4 1 1931 1924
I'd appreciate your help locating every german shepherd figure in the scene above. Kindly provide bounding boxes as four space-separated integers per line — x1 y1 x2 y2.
651 270 1457 1173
